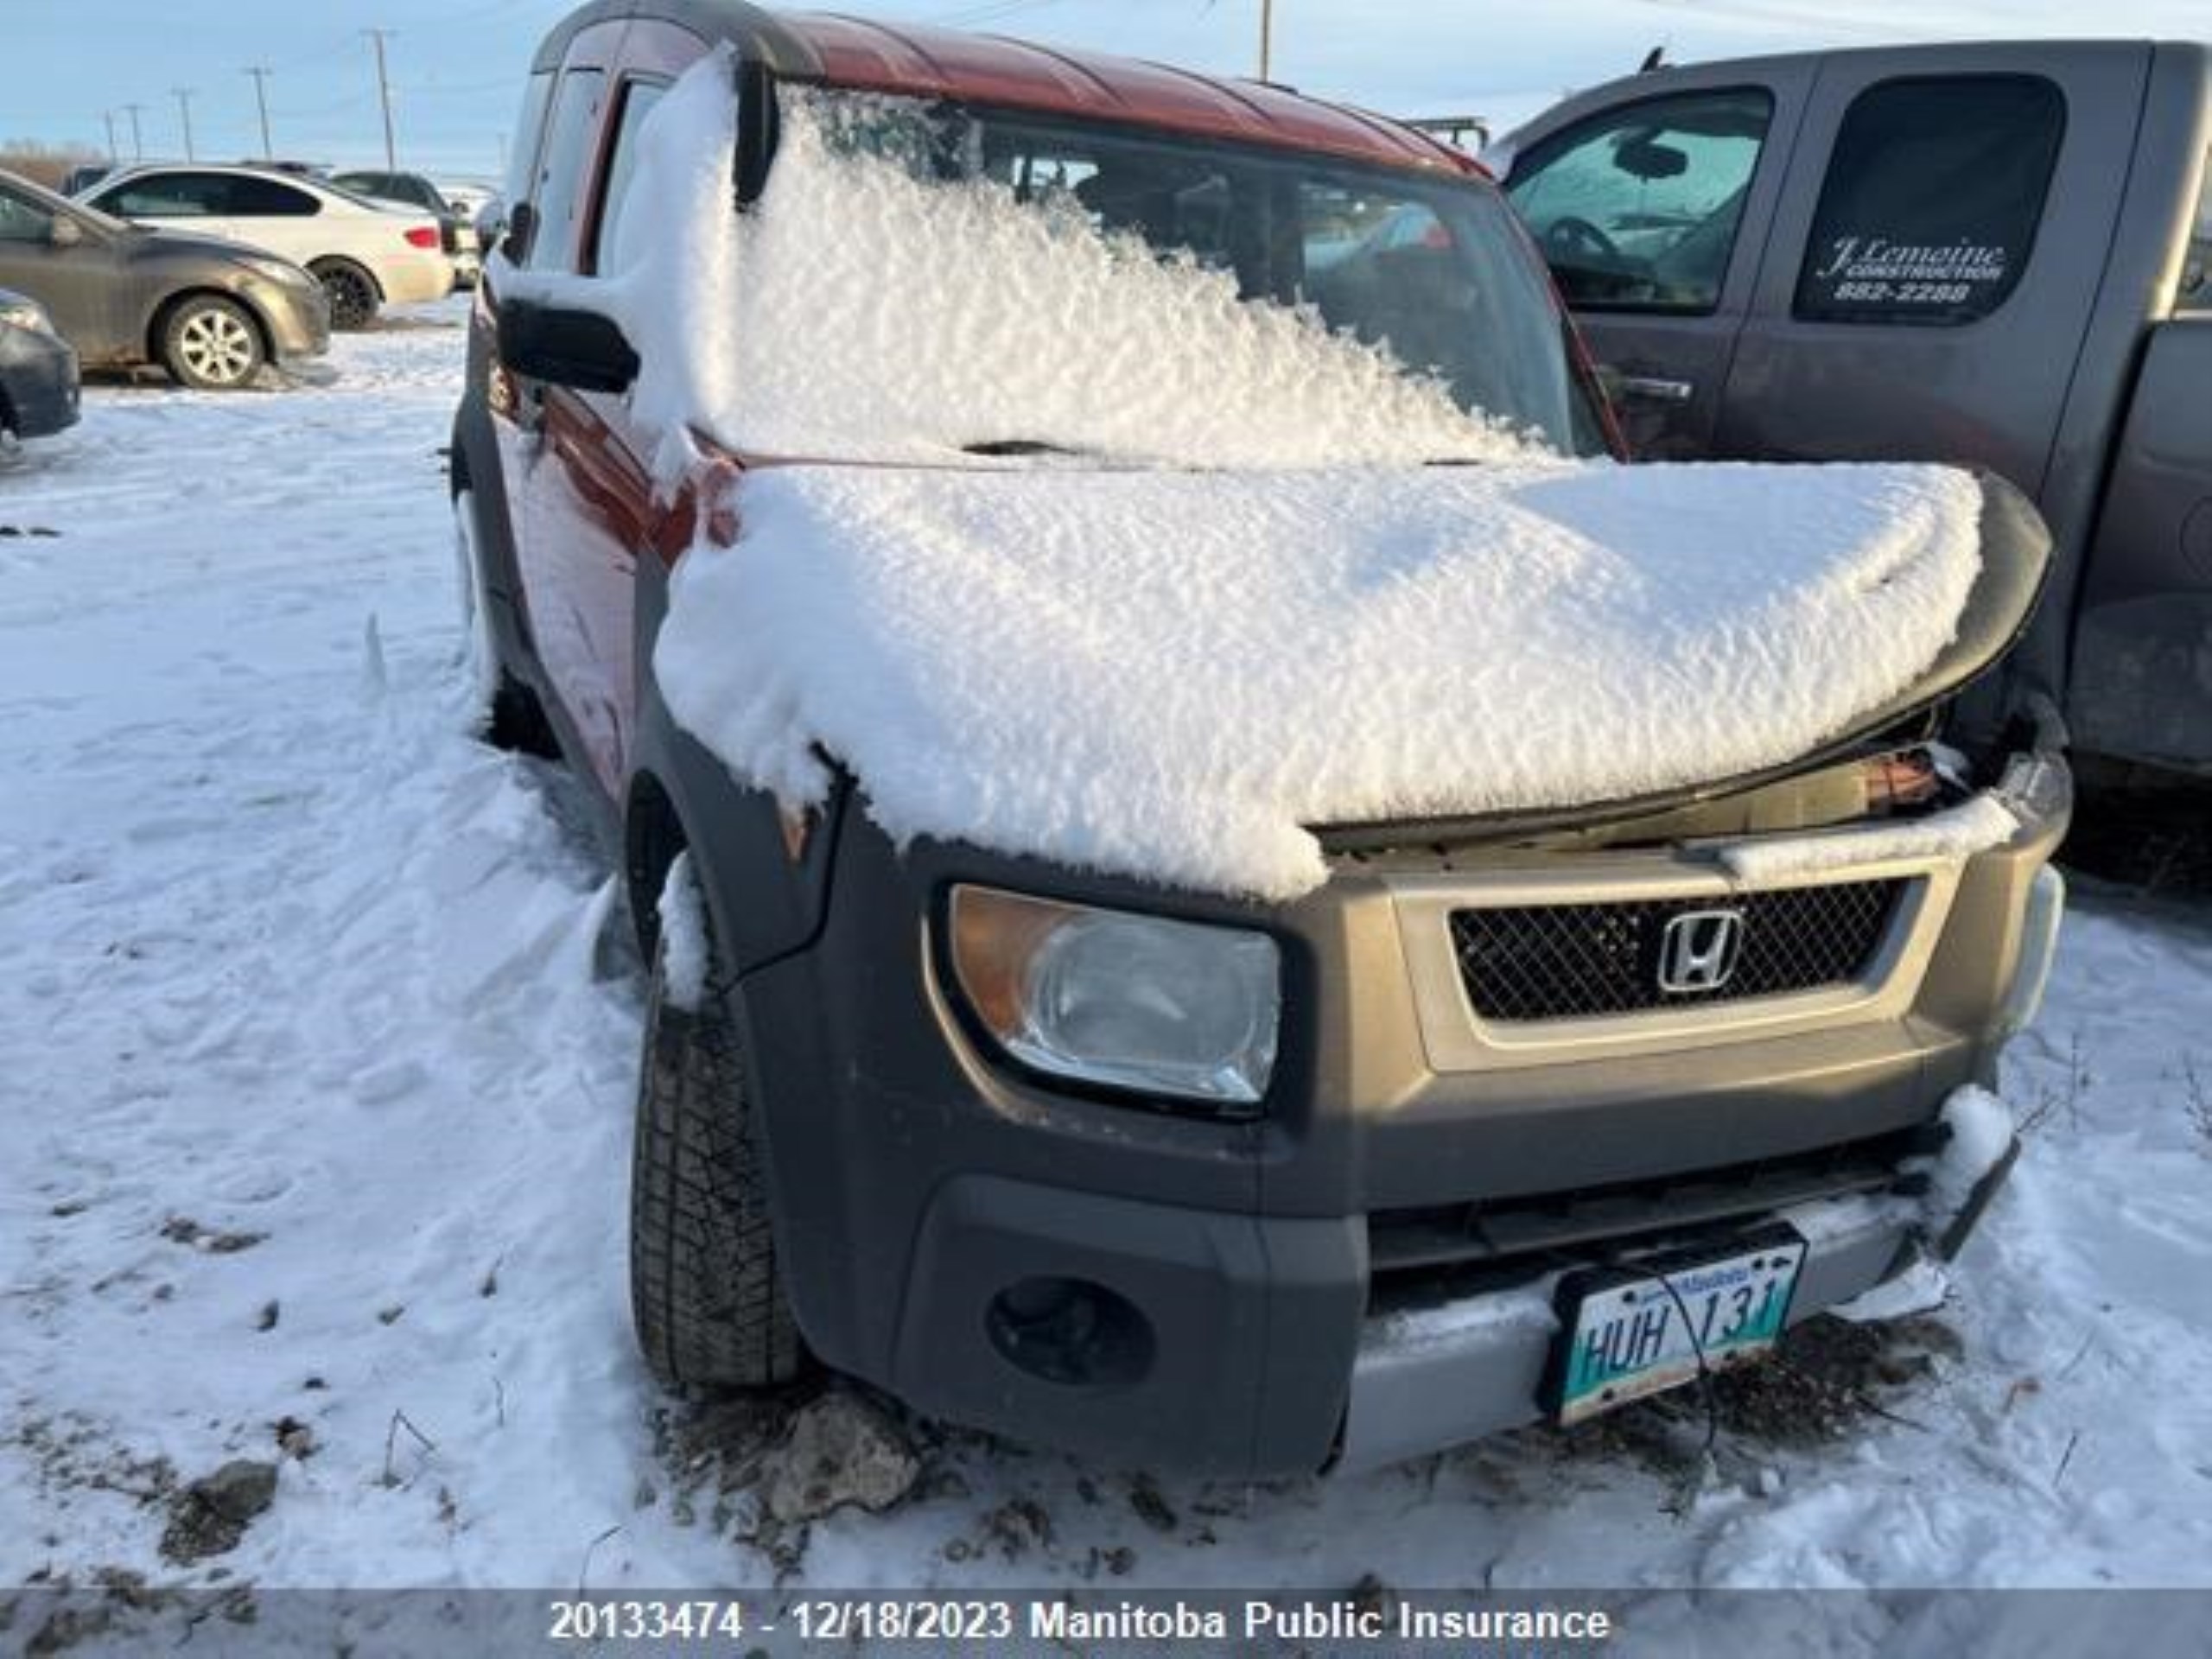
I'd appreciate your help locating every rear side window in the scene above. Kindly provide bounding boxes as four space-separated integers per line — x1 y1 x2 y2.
591 79 668 272
527 68 607 270
1504 88 1774 314
226 176 321 218
1795 76 2064 326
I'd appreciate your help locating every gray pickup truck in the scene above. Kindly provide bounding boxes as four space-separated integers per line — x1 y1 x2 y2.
1499 40 2212 777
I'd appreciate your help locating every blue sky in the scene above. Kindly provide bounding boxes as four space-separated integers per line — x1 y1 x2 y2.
4 0 2202 181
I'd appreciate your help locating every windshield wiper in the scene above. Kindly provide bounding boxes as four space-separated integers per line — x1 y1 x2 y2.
963 439 1084 457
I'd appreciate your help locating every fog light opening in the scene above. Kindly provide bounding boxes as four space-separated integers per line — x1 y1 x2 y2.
986 1276 1154 1388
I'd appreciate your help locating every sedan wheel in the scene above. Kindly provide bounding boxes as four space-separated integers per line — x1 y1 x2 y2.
314 262 379 331
162 297 264 391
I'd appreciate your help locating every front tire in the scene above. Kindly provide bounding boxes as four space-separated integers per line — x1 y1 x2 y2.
311 259 379 331
629 918 804 1390
162 296 264 391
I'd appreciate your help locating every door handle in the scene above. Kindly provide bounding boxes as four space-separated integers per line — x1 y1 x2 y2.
1610 372 1696 405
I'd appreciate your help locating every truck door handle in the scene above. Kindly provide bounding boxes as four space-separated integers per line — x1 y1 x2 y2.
1609 372 1696 405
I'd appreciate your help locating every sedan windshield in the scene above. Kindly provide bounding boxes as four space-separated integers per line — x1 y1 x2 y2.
821 97 1608 457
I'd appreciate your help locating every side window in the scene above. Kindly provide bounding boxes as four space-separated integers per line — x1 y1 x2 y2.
2179 152 2210 312
503 73 556 209
0 188 54 242
1505 89 1773 314
99 171 234 219
527 67 606 270
1795 76 2064 327
591 79 668 272
227 176 321 218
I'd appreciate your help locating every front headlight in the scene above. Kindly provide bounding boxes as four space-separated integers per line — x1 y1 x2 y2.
0 298 56 335
241 255 312 288
948 887 1281 1109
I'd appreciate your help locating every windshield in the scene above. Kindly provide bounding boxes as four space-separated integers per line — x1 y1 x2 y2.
814 95 1608 457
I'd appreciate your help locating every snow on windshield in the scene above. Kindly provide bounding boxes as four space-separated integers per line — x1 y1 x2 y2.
578 49 1551 470
658 461 1986 899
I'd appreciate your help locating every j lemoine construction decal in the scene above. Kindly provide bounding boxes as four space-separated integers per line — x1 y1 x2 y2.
1799 232 2016 320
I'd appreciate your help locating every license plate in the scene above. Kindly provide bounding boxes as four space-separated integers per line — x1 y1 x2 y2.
1549 1230 1807 1427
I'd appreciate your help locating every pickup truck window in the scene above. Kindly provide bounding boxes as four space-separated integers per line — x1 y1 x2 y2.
1503 88 1772 315
1796 75 2064 327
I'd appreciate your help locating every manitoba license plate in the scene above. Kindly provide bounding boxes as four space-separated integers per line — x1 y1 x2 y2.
1550 1231 1807 1427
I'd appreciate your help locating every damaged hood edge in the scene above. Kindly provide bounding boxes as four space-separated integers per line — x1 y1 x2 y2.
1313 473 2055 854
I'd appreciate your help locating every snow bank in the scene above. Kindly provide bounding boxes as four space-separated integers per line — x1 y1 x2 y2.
562 52 1543 471
1719 794 2018 883
658 461 1984 899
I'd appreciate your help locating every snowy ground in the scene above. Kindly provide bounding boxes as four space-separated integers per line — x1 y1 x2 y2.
4 302 2212 1599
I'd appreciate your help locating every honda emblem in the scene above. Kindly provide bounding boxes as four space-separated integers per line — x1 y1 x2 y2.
1657 909 1745 994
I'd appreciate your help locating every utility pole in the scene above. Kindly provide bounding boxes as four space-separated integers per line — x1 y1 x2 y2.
102 109 118 162
172 87 196 162
1258 0 1274 81
365 29 398 170
123 102 144 161
245 67 275 160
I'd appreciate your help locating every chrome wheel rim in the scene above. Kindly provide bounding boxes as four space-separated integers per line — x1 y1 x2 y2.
179 309 255 385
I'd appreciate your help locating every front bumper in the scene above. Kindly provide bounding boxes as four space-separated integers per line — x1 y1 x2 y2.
242 275 331 363
0 327 80 438
730 760 2066 1477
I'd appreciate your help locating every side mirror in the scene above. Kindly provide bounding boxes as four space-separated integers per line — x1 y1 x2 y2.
500 200 537 266
495 298 639 394
49 216 83 249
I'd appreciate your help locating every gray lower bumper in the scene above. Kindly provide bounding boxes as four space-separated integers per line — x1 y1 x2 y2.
1336 1191 1921 1471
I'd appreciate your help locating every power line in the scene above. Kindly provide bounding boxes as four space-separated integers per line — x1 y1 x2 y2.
101 110 118 162
929 0 1065 29
121 103 144 162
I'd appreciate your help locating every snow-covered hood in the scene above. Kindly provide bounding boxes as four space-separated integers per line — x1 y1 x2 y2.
657 459 1997 901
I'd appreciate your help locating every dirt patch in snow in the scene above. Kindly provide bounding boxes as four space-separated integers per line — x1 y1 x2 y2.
1541 1313 1964 1480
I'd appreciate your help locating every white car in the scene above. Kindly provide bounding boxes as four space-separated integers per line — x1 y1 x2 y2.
79 164 454 329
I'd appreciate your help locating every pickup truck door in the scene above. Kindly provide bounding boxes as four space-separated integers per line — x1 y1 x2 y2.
1502 63 1816 458
1717 43 2152 503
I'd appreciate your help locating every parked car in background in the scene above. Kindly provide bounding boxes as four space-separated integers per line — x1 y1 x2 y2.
332 168 483 288
60 162 111 198
453 1 2068 1477
1498 40 2212 781
79 162 452 329
0 286 79 445
435 179 497 222
0 167 327 390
